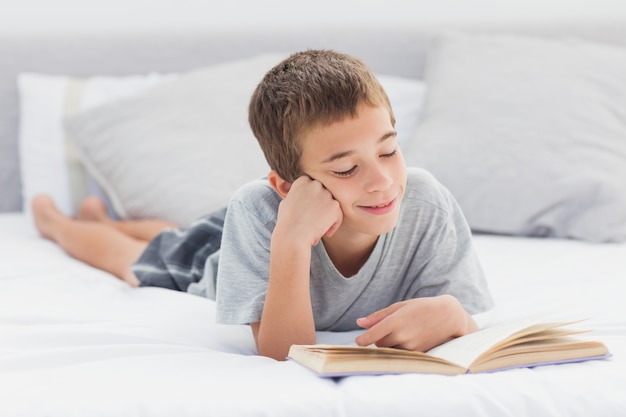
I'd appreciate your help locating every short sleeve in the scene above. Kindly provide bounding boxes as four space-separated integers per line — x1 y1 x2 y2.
215 180 280 324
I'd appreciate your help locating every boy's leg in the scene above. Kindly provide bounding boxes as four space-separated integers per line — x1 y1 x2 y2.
78 196 178 241
32 195 145 287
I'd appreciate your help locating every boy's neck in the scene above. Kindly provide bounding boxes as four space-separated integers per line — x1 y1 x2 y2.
321 233 380 278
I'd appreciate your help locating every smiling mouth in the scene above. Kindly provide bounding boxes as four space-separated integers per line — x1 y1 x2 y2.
359 198 397 214
369 201 393 209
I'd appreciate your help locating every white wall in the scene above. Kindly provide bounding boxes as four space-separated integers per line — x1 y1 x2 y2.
1 0 626 34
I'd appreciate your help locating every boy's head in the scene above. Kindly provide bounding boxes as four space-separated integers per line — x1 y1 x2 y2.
248 49 395 183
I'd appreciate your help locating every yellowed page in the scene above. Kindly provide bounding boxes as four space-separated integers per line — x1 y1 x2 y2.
425 314 572 368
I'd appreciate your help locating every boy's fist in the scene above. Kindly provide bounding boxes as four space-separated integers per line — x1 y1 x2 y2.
277 176 343 247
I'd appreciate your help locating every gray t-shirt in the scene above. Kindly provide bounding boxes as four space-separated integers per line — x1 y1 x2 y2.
189 167 493 331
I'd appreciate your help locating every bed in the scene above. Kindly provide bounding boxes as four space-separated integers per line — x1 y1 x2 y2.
1 13 626 417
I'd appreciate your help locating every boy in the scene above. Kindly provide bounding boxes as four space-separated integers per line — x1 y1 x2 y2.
32 49 493 361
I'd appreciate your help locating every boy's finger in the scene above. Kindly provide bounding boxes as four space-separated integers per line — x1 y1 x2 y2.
322 198 343 238
354 322 392 347
324 217 342 238
356 303 401 328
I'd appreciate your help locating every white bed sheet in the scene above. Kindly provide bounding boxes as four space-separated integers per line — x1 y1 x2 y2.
1 213 625 416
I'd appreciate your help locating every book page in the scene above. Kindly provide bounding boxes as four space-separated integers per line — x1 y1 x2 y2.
425 314 559 368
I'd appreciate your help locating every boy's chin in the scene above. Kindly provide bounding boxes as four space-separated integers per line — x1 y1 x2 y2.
359 215 400 236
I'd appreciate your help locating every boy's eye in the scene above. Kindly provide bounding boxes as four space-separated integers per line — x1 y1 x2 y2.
333 166 357 177
381 148 398 158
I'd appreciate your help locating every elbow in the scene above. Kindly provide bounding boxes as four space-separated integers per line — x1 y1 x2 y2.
254 331 315 361
250 321 316 360
258 347 290 361
256 336 298 361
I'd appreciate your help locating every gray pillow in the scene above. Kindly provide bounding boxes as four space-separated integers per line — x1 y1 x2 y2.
404 33 626 242
64 54 283 226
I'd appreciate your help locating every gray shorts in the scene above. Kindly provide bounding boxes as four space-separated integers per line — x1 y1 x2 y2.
131 207 226 291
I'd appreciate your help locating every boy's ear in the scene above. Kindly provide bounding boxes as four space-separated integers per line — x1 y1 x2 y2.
267 170 292 198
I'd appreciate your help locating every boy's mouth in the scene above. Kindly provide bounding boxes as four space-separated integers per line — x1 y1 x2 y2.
359 198 397 215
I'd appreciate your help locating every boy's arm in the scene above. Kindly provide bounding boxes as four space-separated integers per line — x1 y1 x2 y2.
252 233 315 360
254 176 342 360
354 294 478 352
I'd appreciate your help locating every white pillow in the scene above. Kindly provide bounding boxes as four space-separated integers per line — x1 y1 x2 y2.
404 33 626 242
64 54 282 226
63 54 426 226
18 72 175 224
376 75 426 149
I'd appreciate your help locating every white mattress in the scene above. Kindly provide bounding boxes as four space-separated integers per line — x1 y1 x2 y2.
1 212 625 416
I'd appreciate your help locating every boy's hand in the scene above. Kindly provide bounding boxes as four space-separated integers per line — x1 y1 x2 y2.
354 295 478 352
257 175 343 360
276 175 343 246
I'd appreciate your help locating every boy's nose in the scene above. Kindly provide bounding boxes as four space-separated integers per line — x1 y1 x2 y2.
364 164 393 193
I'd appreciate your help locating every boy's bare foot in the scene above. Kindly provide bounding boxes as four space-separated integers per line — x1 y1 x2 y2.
31 194 67 241
78 196 110 222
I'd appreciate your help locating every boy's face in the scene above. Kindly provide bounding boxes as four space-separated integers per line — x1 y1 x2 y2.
300 104 407 239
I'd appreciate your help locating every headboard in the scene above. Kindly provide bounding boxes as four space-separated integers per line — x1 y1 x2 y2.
2 19 626 212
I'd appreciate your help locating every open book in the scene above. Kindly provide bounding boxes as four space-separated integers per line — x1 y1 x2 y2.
287 315 610 377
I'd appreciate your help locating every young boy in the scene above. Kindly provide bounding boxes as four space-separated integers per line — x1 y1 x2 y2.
32 49 493 361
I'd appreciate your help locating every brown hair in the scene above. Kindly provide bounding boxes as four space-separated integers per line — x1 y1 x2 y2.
248 49 394 182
